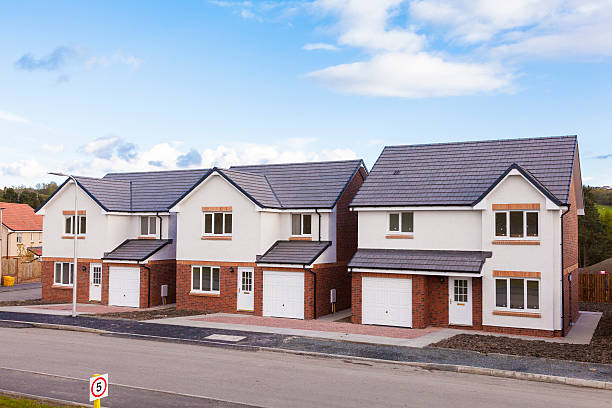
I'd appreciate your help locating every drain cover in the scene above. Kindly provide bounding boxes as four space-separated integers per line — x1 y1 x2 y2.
205 334 246 342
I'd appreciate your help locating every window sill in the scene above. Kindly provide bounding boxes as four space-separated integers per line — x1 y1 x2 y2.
492 240 539 245
138 236 157 240
492 310 541 318
201 236 232 240
61 236 86 240
189 291 220 297
386 234 414 239
289 236 312 241
52 284 73 290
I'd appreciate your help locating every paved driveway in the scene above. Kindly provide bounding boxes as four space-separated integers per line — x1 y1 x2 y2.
0 282 41 302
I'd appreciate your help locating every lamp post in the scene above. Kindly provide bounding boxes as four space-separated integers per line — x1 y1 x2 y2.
49 172 78 317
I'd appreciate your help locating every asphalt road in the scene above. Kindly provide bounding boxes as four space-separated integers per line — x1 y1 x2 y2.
0 326 610 408
0 282 41 302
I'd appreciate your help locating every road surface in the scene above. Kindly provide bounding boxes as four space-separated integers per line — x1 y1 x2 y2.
0 325 609 407
0 282 41 302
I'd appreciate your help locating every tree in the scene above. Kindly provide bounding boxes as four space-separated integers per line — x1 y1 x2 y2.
2 188 18 203
579 187 612 267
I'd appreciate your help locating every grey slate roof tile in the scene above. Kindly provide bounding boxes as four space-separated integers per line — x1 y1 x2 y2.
257 240 331 265
348 249 492 274
351 136 577 207
103 239 171 261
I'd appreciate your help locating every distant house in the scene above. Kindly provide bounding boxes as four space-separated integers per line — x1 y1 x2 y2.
0 203 43 259
348 135 583 337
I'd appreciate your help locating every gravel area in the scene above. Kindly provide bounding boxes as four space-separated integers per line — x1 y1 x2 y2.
431 303 612 364
84 306 207 320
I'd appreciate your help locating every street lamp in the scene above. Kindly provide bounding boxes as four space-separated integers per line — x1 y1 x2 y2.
49 172 78 318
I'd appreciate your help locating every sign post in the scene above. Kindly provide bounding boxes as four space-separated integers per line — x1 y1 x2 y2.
89 373 109 408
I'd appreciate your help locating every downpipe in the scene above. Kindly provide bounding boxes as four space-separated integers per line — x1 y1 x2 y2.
560 205 571 337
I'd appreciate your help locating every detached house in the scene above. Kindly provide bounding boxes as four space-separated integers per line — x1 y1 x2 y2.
1 203 43 259
348 136 582 337
170 160 366 319
36 170 211 307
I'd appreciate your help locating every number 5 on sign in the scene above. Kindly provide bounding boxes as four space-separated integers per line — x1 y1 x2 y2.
90 373 109 407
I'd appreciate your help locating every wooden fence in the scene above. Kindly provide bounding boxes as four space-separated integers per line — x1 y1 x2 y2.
1 259 42 284
579 273 612 303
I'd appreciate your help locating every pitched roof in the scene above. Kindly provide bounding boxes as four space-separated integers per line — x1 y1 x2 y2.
103 239 171 261
257 240 331 265
228 159 365 208
348 249 492 274
0 203 43 231
351 135 578 207
27 247 42 256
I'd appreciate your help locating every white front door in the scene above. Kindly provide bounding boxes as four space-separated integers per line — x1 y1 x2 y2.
449 277 472 326
89 264 102 301
362 277 412 328
263 271 304 319
237 268 254 311
108 267 141 308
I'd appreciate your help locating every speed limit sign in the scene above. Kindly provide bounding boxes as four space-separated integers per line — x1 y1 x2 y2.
89 373 109 402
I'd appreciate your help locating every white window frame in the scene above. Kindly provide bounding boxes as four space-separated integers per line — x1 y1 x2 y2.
140 216 157 237
202 212 232 236
291 213 312 237
16 232 22 244
387 212 414 234
191 265 221 294
64 215 87 236
53 262 74 286
494 277 540 312
493 210 539 239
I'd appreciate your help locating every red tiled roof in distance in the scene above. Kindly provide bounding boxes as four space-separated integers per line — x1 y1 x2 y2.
0 202 43 231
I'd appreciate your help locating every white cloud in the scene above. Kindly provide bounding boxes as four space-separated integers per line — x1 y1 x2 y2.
308 52 512 98
85 53 143 69
1 159 48 181
303 43 339 51
41 144 64 153
0 110 30 124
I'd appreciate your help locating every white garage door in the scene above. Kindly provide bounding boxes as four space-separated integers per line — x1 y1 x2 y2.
263 271 304 319
362 277 412 327
108 267 141 308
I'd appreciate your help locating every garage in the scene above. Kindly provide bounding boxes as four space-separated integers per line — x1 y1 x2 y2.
108 266 141 308
263 271 304 319
362 276 412 327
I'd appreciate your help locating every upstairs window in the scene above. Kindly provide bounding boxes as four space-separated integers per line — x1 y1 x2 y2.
494 211 538 238
203 212 232 235
291 214 312 236
389 212 413 233
140 216 157 236
54 262 74 286
16 233 22 244
64 215 86 235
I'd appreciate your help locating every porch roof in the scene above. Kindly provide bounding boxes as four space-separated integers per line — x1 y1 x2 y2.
257 240 331 266
103 239 171 262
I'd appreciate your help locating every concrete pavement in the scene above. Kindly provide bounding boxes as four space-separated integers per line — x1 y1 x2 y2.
0 282 41 302
0 326 610 408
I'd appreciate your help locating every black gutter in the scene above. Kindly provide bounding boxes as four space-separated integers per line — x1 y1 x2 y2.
315 209 321 241
156 212 163 240
561 204 571 337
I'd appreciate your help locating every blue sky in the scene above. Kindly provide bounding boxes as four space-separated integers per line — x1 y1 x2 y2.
1 0 611 187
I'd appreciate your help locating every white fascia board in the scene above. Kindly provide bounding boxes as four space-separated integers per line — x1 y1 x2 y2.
102 259 139 264
258 208 332 213
104 212 171 216
351 206 475 212
258 263 311 269
349 267 481 277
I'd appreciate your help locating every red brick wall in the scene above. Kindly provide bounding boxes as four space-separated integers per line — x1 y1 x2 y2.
411 275 427 328
42 259 96 303
482 325 561 338
427 276 448 326
145 261 176 307
562 154 580 332
310 264 351 318
336 167 366 263
176 263 238 312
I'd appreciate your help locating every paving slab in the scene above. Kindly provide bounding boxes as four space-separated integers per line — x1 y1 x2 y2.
0 303 140 315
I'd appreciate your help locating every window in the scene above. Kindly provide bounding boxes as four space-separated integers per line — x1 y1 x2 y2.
495 278 539 311
54 262 74 286
16 233 22 244
203 212 232 235
64 215 86 235
140 216 157 236
191 266 220 293
389 212 413 233
494 211 538 238
291 214 312 236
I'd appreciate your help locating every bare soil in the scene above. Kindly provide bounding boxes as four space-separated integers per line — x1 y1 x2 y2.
86 306 207 321
430 302 612 364
0 299 57 307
